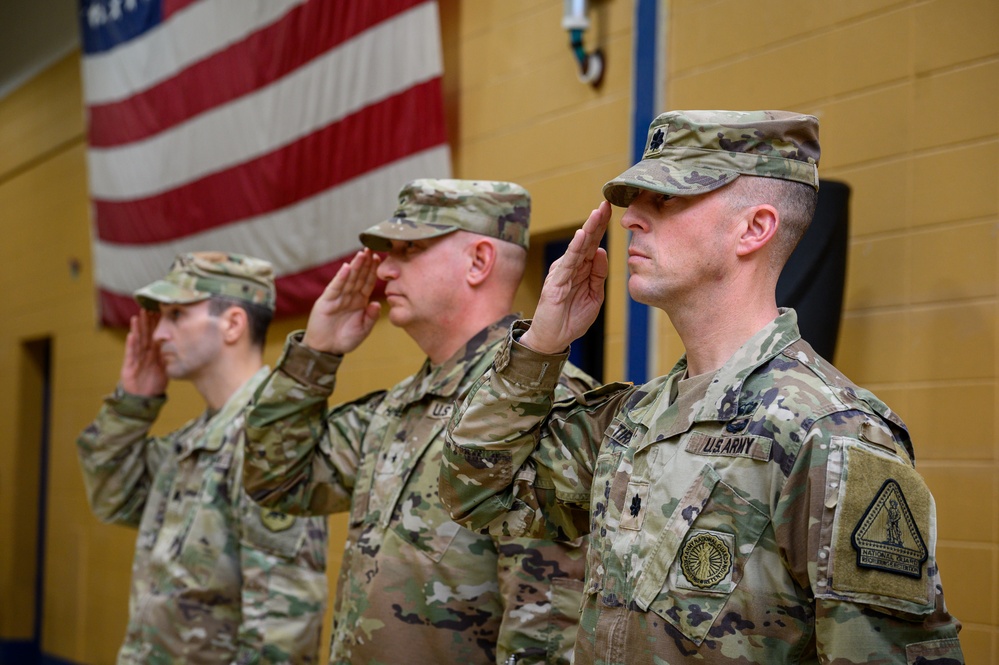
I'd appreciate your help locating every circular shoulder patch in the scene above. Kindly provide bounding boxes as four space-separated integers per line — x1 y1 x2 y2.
261 508 296 532
680 531 732 589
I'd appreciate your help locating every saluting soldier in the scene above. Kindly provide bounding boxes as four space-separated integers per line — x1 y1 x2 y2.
78 253 328 664
440 111 965 664
242 180 598 664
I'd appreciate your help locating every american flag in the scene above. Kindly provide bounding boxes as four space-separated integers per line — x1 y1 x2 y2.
79 0 451 326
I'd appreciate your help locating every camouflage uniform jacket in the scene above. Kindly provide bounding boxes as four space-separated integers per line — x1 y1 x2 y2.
244 316 598 665
77 367 328 665
442 310 964 664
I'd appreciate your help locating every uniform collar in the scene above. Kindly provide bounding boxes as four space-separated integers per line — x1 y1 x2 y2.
628 309 801 439
401 314 518 403
696 308 802 423
181 365 271 456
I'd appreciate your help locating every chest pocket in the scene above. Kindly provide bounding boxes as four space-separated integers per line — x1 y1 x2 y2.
173 444 306 593
635 463 770 645
584 418 632 597
388 440 464 563
164 446 242 590
354 397 462 562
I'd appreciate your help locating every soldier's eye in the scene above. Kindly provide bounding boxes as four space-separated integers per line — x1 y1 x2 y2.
405 241 427 256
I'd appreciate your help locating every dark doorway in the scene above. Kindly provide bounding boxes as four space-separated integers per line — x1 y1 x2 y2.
0 338 52 665
544 238 605 382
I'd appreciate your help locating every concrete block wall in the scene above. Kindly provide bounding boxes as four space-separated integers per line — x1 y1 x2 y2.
666 0 999 660
2 0 996 661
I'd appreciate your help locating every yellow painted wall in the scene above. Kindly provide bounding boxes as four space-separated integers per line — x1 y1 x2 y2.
0 51 422 665
662 0 999 661
440 0 636 381
1 0 996 663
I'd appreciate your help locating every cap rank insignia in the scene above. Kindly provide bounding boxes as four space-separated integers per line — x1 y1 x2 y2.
851 479 927 578
647 127 665 155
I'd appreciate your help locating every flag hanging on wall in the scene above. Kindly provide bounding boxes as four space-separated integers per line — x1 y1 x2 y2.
79 0 451 327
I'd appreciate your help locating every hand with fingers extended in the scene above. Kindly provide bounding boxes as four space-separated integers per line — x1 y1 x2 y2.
522 201 611 354
120 309 169 396
303 248 383 355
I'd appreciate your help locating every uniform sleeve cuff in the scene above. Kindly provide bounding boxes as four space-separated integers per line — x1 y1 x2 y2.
107 385 166 420
492 319 569 391
276 331 343 391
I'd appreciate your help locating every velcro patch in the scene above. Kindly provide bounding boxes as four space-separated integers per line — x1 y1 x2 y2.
685 432 771 461
831 443 932 605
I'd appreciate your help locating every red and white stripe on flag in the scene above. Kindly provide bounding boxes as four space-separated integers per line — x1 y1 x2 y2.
79 0 451 326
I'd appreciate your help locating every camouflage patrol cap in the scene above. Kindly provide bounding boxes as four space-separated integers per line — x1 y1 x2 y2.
603 110 821 207
133 251 276 312
359 179 531 251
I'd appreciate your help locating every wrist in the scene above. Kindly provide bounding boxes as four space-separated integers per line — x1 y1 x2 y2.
519 327 562 355
118 379 166 398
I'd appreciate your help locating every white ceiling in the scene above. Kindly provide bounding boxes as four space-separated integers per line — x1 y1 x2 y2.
0 0 79 100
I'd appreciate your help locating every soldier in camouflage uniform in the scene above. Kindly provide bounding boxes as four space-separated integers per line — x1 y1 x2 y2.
77 252 328 664
441 111 966 664
242 179 599 664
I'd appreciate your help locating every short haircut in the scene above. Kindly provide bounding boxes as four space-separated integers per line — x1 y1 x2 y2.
207 295 273 348
724 176 818 271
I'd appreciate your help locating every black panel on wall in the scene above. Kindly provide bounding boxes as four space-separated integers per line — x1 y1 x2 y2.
776 179 851 363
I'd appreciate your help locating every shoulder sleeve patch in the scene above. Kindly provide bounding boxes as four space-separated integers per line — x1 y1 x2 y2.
830 443 933 606
851 478 927 578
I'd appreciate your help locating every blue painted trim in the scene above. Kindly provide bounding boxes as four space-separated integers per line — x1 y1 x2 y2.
625 0 660 384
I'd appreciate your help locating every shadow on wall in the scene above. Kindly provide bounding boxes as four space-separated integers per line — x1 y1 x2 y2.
777 179 851 363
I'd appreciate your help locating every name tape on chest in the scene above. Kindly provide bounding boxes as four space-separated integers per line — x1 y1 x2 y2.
685 432 771 461
428 399 455 420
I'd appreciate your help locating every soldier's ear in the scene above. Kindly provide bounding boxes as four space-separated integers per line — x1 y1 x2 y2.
467 238 497 286
219 305 249 345
735 203 779 258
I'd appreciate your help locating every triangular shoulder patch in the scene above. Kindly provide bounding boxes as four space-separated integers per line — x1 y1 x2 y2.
851 479 928 578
